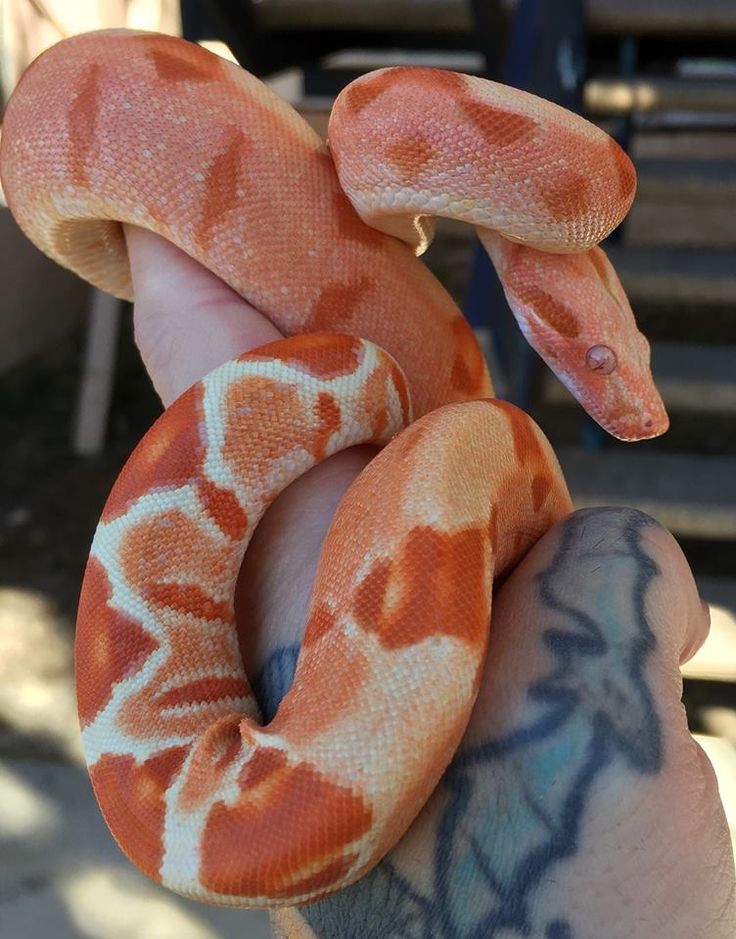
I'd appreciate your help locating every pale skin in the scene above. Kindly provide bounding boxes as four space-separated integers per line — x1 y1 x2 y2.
126 224 736 938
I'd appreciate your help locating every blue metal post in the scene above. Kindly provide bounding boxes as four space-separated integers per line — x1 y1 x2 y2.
463 0 586 414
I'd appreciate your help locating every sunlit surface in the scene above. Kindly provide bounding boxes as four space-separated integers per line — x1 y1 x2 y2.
585 78 659 113
60 867 248 939
1 579 733 935
0 587 270 938
197 40 239 65
695 735 736 855
0 587 82 764
0 763 58 839
683 604 736 682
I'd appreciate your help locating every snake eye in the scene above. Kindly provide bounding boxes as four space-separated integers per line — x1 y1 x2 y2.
585 345 617 375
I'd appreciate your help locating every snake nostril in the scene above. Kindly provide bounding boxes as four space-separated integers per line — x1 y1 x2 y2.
585 345 617 375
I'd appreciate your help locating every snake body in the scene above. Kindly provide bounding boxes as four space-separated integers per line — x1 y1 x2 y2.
0 30 667 907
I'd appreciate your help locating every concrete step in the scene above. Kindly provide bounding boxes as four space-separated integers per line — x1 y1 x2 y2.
606 245 736 309
557 448 736 540
545 343 736 415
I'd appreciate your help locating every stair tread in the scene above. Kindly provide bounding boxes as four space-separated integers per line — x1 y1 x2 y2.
558 448 736 539
685 577 736 683
636 158 736 201
256 0 471 32
546 343 736 414
252 0 736 37
647 344 736 412
587 0 736 36
585 77 736 116
697 575 736 610
606 245 736 306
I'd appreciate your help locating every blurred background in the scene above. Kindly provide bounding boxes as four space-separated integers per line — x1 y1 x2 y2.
1 1 735 936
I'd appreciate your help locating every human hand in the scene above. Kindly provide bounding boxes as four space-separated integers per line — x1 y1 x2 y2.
126 225 736 939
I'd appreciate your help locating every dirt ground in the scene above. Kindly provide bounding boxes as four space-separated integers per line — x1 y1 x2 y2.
0 318 274 936
1 316 158 619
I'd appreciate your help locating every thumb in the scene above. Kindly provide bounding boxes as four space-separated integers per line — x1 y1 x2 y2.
123 223 375 686
281 507 735 939
124 224 281 405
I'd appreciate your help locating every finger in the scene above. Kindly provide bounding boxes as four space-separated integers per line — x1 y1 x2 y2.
124 224 282 405
236 443 378 693
277 507 734 939
124 224 376 695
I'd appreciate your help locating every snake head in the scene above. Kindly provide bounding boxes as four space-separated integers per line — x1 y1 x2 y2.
480 232 669 442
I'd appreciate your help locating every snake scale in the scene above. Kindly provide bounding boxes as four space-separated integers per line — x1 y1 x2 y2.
0 29 667 910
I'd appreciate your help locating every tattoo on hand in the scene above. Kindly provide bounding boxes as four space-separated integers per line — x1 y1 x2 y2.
254 508 664 938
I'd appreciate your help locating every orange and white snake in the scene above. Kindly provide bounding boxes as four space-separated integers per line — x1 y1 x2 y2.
0 30 667 909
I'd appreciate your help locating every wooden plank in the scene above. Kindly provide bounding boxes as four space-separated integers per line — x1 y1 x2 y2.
545 343 736 415
585 78 736 116
646 345 736 413
322 48 485 72
557 448 736 540
606 245 736 308
72 291 124 457
634 131 736 160
697 576 736 613
255 0 471 32
636 159 736 202
630 159 736 249
586 0 736 36
684 579 736 683
239 0 736 37
627 202 736 249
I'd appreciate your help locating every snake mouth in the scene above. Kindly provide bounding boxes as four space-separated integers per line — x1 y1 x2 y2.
582 393 670 443
546 359 670 443
606 418 669 443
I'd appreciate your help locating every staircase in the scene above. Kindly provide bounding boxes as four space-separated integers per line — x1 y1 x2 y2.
282 7 736 694
243 0 736 837
530 8 736 698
